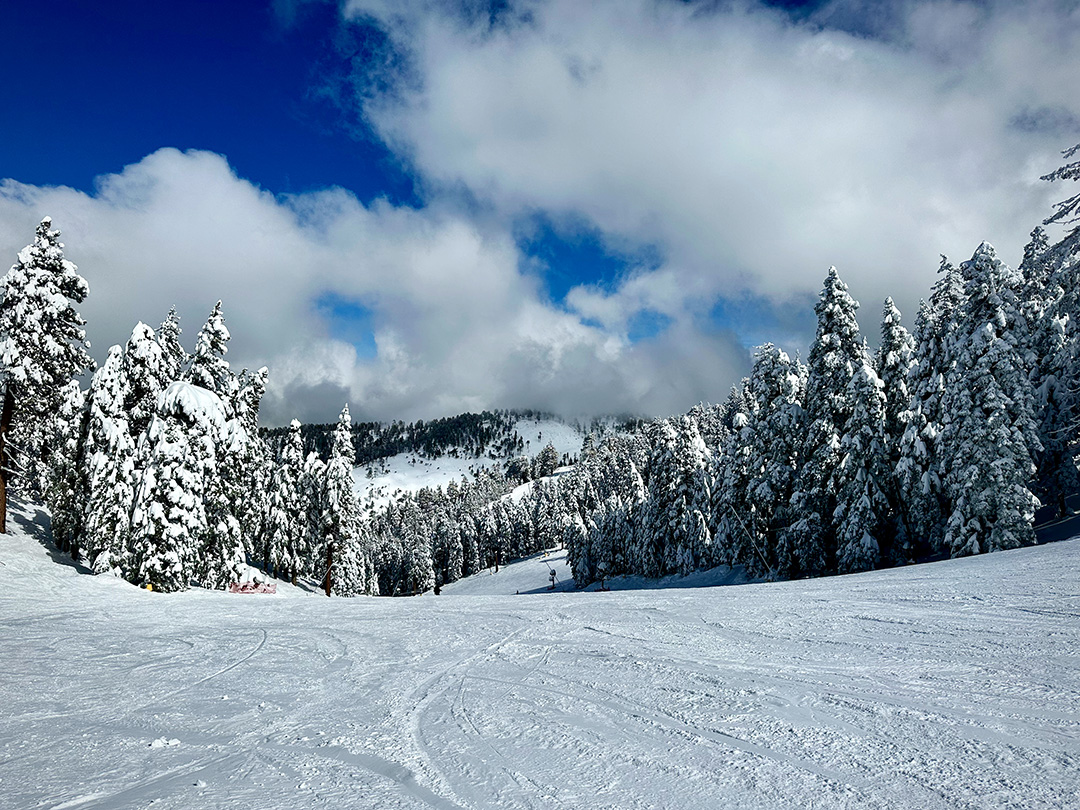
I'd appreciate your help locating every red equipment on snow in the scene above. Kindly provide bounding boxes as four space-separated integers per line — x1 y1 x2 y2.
229 581 277 594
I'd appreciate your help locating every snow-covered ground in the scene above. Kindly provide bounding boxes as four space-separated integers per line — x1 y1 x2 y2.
3 494 1079 809
352 418 585 510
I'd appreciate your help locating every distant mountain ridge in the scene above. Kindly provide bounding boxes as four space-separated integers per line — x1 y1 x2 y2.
262 408 644 467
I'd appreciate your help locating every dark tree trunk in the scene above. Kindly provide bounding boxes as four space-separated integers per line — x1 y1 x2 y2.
324 542 333 597
0 385 15 534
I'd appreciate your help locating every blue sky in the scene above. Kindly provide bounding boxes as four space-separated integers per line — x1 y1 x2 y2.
1 0 1077 423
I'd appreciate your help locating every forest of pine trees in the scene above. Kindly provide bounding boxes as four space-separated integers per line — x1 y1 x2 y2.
4 147 1080 596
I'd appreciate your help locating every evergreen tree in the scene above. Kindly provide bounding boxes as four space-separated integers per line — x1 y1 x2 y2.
940 244 1040 556
780 267 864 576
188 300 233 399
0 218 92 528
157 306 187 382
44 380 88 557
82 346 137 574
834 362 889 573
129 383 225 592
123 322 168 438
320 404 364 596
709 383 753 567
1032 152 1080 516
742 345 804 576
265 419 305 582
398 496 435 594
895 258 965 559
227 367 270 557
298 451 326 578
533 443 560 478
874 298 915 557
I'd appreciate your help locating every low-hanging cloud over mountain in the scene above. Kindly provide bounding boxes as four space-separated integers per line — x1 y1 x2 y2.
0 148 749 424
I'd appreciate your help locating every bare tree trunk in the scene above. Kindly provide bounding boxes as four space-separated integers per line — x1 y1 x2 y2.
0 385 14 534
323 541 333 597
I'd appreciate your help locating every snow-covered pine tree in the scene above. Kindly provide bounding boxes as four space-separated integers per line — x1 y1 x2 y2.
533 443 560 479
265 419 305 582
895 258 965 559
82 346 138 575
320 404 364 596
431 506 463 589
157 306 187 383
187 300 233 400
1017 227 1072 516
709 383 753 567
940 243 1041 556
298 451 326 579
398 496 435 594
226 367 270 559
834 361 890 573
646 416 711 577
742 345 805 577
874 298 915 558
129 383 224 592
1032 151 1080 517
123 322 168 439
780 267 864 577
0 218 93 529
198 435 246 591
1040 143 1080 267
44 380 88 556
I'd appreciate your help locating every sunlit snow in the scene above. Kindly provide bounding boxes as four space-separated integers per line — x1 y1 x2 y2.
2 495 1078 809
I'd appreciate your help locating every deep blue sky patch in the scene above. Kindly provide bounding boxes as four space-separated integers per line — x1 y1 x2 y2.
517 215 662 304
314 292 378 358
0 0 415 205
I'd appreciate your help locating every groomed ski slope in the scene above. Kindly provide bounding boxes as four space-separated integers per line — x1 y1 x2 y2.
2 496 1078 809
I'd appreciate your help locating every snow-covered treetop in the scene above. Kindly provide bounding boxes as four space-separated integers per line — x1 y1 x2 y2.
0 217 92 389
158 381 228 435
158 306 187 382
188 300 231 395
331 404 355 466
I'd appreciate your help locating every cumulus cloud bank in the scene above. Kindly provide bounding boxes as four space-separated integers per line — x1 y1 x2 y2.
3 0 1077 425
0 149 746 423
344 0 1077 338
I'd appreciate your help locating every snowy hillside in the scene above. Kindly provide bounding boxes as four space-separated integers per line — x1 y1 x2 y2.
2 494 1078 809
352 417 585 510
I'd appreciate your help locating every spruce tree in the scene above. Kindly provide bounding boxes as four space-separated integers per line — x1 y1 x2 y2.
82 346 137 574
123 322 168 438
780 267 864 576
834 362 889 573
320 404 363 596
874 299 915 557
157 306 187 383
895 258 965 558
265 419 305 582
940 244 1040 555
44 381 88 557
742 345 804 576
0 218 92 528
129 383 225 591
188 300 233 399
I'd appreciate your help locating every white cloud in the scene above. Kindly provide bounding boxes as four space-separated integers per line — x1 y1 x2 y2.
344 0 1079 342
5 1 1076 426
0 148 748 424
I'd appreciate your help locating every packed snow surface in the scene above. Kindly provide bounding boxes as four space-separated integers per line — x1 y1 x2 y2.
3 496 1079 809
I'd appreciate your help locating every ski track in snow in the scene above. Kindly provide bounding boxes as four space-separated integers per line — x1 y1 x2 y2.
1 498 1079 809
